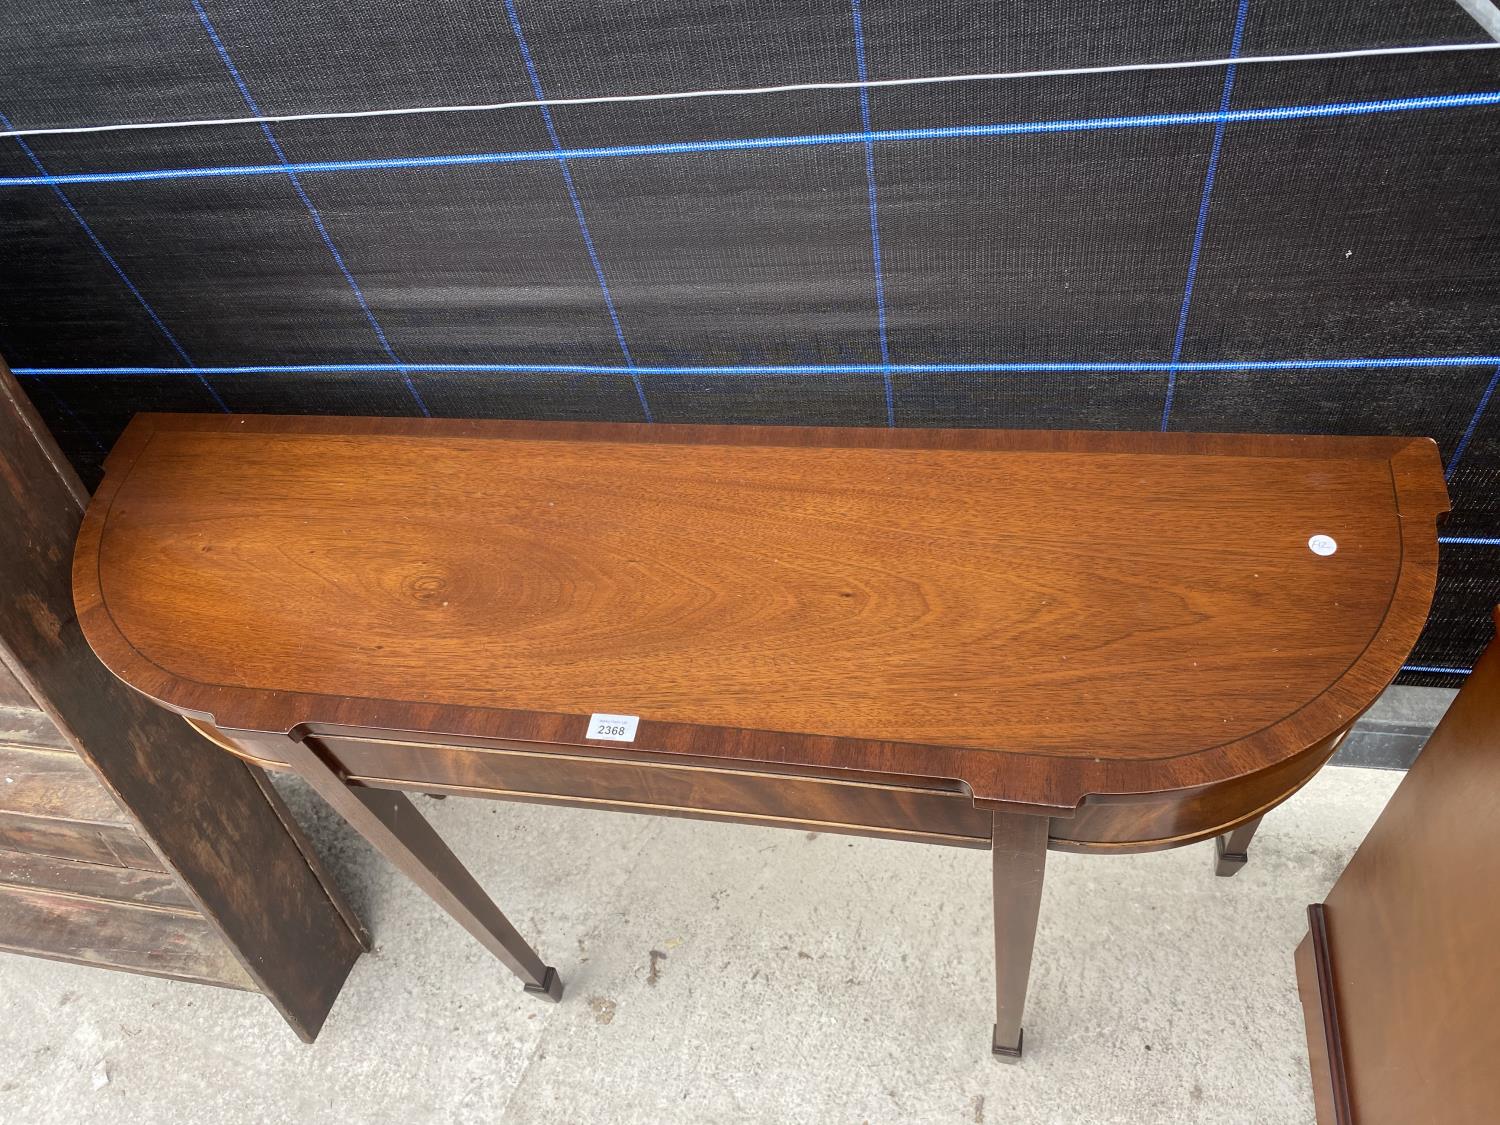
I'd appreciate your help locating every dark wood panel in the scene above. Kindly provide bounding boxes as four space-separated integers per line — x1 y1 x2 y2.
0 846 195 912
101 826 165 871
1296 611 1500 1125
0 883 255 989
0 364 363 1041
0 810 122 867
78 414 1446 813
240 763 372 951
0 664 31 708
0 743 131 826
0 810 166 872
0 703 71 751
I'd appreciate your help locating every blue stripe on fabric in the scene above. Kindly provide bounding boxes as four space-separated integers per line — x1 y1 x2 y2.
3 91 1497 189
15 355 1500 377
1440 536 1500 545
500 0 651 422
1446 363 1500 479
1161 0 1249 432
190 0 429 416
851 0 894 426
0 110 228 410
1401 664 1473 675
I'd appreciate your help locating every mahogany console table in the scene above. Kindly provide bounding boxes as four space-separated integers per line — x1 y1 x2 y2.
73 415 1447 1057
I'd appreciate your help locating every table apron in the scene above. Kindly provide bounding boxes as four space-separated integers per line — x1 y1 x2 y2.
205 724 1348 855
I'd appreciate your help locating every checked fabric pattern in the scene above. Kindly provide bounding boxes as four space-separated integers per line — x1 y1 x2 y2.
1 1 1497 679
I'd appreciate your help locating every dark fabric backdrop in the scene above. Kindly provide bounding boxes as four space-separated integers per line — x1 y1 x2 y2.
2 1 1496 681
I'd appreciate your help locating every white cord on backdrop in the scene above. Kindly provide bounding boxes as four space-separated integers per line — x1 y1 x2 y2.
2 40 1497 140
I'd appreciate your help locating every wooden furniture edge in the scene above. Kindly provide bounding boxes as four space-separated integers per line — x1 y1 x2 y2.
183 713 1339 857
1294 606 1500 1123
1295 907 1351 1125
75 414 1449 813
1298 905 1355 1124
103 411 1455 461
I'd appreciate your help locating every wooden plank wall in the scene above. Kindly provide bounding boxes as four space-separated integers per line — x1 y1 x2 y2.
0 361 366 1039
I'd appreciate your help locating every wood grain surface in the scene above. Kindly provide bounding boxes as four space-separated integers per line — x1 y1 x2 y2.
76 415 1447 810
0 847 196 912
0 883 255 990
0 744 134 826
0 703 71 750
0 664 32 709
1296 609 1500 1125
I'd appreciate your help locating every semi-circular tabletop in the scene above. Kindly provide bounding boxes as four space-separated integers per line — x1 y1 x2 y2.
74 415 1448 811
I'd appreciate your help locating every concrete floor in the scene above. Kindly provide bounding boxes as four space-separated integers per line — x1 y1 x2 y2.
0 764 1402 1124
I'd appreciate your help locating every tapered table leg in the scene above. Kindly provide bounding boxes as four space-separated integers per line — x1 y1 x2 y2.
992 811 1049 1060
279 736 563 1001
1214 815 1263 878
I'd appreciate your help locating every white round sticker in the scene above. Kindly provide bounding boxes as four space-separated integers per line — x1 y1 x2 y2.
1308 534 1338 556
